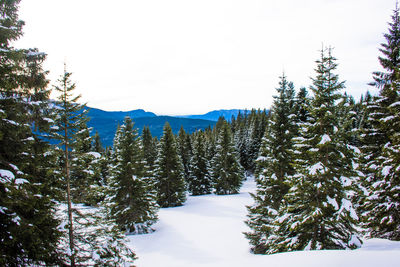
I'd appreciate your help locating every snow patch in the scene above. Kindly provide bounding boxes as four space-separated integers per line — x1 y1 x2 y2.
0 169 14 183
319 134 331 145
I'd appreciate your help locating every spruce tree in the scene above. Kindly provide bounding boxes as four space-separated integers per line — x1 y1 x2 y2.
92 131 104 153
268 48 361 253
142 126 157 173
0 1 60 264
154 122 187 207
53 68 136 265
360 3 400 240
107 116 159 234
177 126 192 182
188 131 212 195
69 118 98 205
245 74 297 254
212 120 244 194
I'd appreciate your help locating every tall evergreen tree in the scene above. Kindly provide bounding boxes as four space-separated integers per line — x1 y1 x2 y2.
360 3 400 240
266 48 361 253
154 122 187 207
107 116 158 234
142 126 157 173
245 74 297 254
53 68 136 265
188 131 212 195
0 1 60 264
92 131 104 153
69 118 98 204
177 126 192 182
212 120 244 194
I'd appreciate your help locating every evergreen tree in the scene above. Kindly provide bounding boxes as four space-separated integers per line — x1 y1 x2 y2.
212 120 244 194
142 126 157 173
92 131 104 153
294 87 311 126
0 1 60 264
188 131 212 195
154 122 187 207
245 74 297 254
360 3 400 240
177 126 193 182
53 68 136 265
69 118 98 204
107 116 158 234
268 47 361 253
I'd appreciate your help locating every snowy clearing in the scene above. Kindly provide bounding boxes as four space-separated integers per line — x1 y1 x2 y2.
128 177 400 267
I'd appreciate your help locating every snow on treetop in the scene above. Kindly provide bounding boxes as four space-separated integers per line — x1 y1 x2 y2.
0 169 14 183
87 152 101 158
327 196 339 210
319 134 331 145
381 166 392 177
309 162 324 175
26 50 46 57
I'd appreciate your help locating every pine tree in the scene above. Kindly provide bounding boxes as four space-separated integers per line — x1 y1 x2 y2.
245 74 298 254
360 3 400 240
142 126 157 173
92 131 104 153
0 1 61 264
53 68 136 265
212 120 244 194
268 48 361 253
188 131 212 195
154 122 187 207
177 126 192 182
107 116 159 234
69 118 99 205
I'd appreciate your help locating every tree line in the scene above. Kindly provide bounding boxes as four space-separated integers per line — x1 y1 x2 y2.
2 0 400 265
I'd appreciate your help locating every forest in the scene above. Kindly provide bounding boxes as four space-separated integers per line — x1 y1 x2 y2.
1 0 400 266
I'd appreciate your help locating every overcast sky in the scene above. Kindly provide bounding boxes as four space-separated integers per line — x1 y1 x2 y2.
16 0 396 115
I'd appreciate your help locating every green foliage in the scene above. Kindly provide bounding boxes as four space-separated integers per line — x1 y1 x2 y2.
155 122 187 207
107 117 159 234
212 120 244 195
188 131 212 195
0 0 61 264
360 4 400 240
270 47 361 253
245 74 298 254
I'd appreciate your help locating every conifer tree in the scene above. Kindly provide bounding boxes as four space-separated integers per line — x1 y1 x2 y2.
142 126 157 173
0 1 60 264
245 74 297 253
53 68 136 265
154 122 187 207
360 3 400 240
107 116 158 234
268 48 361 253
69 118 99 204
92 131 104 153
177 126 193 182
188 131 212 195
212 120 244 194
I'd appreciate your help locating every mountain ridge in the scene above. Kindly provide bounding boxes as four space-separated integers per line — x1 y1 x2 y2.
85 107 250 147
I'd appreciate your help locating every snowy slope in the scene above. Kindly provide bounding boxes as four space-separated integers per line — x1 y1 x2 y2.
128 177 400 267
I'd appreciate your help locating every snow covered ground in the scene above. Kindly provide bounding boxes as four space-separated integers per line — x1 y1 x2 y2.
128 177 400 267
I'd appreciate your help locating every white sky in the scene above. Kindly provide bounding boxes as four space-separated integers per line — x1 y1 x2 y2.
16 0 395 115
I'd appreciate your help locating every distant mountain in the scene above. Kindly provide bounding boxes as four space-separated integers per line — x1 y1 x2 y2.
85 107 266 148
85 107 157 120
180 109 250 121
85 107 216 147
